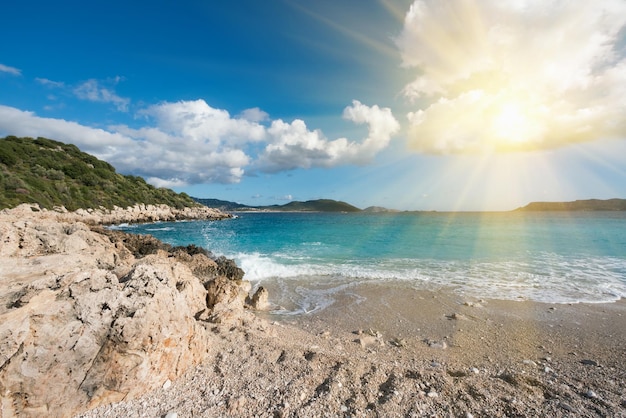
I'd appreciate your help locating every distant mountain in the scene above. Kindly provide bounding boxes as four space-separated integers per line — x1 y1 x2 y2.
0 136 199 210
516 199 626 212
362 206 400 213
193 198 362 212
192 198 252 212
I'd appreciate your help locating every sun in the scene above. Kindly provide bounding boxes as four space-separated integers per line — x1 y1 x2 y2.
492 103 527 141
488 99 545 150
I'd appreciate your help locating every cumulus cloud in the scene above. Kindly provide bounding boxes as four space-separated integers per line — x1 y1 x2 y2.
0 104 248 184
0 98 399 186
74 78 130 112
396 0 626 153
239 107 270 123
0 63 21 76
139 100 266 147
0 105 132 153
257 100 399 172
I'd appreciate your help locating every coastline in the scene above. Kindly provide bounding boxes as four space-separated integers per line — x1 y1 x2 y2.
0 202 232 225
1 205 624 417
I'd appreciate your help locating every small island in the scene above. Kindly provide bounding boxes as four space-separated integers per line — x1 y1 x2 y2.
193 197 361 213
516 198 626 212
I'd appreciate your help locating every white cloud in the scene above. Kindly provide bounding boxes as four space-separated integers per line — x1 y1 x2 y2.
74 79 130 112
396 0 626 153
239 107 270 123
36 78 65 88
0 104 247 185
0 63 21 76
258 100 399 172
0 98 399 186
146 177 188 189
140 100 266 147
0 105 132 153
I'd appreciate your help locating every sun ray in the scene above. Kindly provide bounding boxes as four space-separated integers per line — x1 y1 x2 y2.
284 0 400 60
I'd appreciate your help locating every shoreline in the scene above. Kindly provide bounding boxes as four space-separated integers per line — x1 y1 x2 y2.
2 205 624 417
272 283 626 367
0 202 232 226
81 285 626 417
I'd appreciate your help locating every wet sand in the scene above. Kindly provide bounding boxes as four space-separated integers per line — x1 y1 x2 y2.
277 283 626 368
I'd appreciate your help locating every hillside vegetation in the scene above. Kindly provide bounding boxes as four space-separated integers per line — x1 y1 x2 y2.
194 197 361 212
516 199 626 211
0 136 198 210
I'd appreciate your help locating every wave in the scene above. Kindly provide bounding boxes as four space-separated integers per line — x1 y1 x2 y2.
145 227 175 232
106 223 137 230
235 251 626 310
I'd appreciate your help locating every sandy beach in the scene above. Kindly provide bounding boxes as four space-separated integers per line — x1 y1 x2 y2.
79 284 626 417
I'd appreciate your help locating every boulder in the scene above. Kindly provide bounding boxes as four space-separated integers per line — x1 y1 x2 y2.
0 206 252 417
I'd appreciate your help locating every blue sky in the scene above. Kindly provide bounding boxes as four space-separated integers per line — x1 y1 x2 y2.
1 0 626 211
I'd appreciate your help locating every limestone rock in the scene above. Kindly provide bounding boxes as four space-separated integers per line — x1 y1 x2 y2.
247 286 271 311
0 205 251 417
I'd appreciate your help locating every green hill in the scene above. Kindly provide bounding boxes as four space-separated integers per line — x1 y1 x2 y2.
270 199 361 212
193 198 251 212
0 136 198 211
516 199 626 211
193 197 362 212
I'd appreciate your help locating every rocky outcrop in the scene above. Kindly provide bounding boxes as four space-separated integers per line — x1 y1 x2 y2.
0 202 232 227
0 205 251 417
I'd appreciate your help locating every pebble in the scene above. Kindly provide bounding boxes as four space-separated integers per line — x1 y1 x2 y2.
427 391 439 398
522 360 537 366
390 337 407 347
365 328 382 338
580 359 599 366
340 405 348 412
470 367 480 374
427 340 448 350
162 379 172 390
164 412 178 418
584 390 598 399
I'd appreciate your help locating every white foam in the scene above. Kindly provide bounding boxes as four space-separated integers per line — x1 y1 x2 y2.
106 223 137 230
235 251 626 310
145 227 174 231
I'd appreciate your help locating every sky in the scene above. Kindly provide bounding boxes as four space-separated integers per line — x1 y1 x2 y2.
1 0 626 211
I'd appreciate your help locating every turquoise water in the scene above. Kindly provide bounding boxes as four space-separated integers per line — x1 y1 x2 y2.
112 211 626 312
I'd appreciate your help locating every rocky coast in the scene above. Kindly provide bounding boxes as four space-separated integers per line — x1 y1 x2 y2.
1 204 625 417
0 204 256 417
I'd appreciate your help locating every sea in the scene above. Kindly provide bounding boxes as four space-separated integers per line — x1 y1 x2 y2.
111 211 626 314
